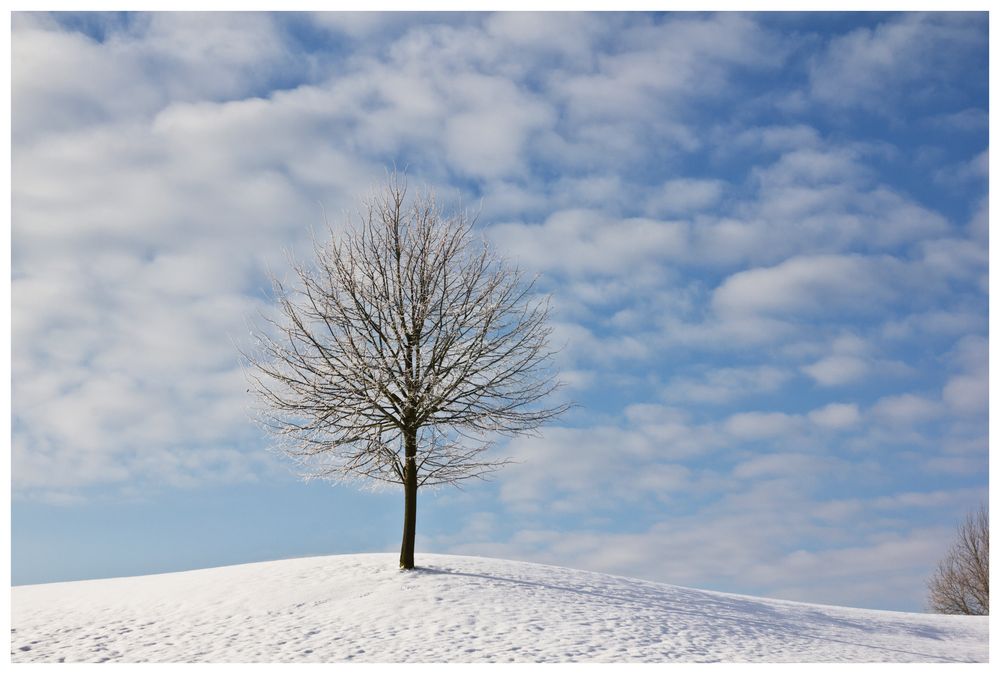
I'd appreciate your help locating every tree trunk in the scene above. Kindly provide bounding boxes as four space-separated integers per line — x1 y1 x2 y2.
399 430 418 569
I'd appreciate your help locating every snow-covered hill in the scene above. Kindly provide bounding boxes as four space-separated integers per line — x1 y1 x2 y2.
10 553 988 663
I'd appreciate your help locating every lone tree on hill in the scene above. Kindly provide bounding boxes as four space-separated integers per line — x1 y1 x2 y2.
245 176 568 569
927 503 989 615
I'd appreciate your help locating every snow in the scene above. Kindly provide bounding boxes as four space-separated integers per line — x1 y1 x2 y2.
10 553 988 663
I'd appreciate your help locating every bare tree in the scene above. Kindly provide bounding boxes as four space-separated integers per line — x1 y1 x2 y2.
927 503 989 615
244 176 569 569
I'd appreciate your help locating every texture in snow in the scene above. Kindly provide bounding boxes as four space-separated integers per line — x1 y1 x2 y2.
10 553 988 663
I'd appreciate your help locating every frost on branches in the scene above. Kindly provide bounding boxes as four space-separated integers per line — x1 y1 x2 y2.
244 176 568 569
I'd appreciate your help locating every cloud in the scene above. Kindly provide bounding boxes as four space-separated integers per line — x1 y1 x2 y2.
872 487 985 510
870 393 943 426
484 11 604 61
487 209 688 278
308 11 443 42
436 481 982 610
917 237 988 286
808 13 987 112
797 334 918 388
712 254 897 319
727 123 823 153
498 413 729 515
481 177 943 327
12 18 376 496
754 147 867 187
442 73 554 179
11 251 275 495
942 374 987 416
554 13 785 125
880 309 986 341
727 175 951 262
646 178 726 216
731 452 828 479
801 355 869 387
683 135 953 268
808 403 860 430
724 412 801 440
748 528 954 607
940 334 988 416
947 334 988 372
927 107 988 132
12 13 300 141
10 96 347 498
967 196 988 245
661 365 791 404
934 149 988 186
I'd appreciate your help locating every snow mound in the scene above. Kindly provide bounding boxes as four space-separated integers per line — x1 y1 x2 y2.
10 553 988 662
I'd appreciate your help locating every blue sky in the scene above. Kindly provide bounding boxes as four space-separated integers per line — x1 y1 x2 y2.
9 11 989 612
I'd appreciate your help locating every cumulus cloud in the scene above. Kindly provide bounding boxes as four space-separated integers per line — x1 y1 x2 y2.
686 138 953 267
661 365 791 404
13 13 301 141
442 74 554 178
712 254 897 318
870 393 943 426
801 355 869 387
487 209 688 278
808 403 861 430
942 374 988 416
646 178 726 216
484 11 604 61
724 412 801 440
434 481 980 610
498 413 729 515
928 107 988 132
554 13 785 126
917 237 988 284
797 332 917 388
941 334 988 416
727 123 823 153
754 147 867 187
809 13 987 112
12 16 373 496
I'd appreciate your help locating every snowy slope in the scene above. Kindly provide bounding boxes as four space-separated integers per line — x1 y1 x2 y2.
10 553 988 663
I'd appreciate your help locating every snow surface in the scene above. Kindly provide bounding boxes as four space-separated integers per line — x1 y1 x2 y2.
10 553 988 663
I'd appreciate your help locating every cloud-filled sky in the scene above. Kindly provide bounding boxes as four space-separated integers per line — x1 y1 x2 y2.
10 11 988 612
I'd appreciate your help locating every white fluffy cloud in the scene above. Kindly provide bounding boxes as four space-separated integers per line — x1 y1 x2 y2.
443 74 555 178
801 355 869 387
12 17 370 496
712 254 897 318
870 393 943 426
661 365 791 404
808 403 861 430
647 178 726 216
488 210 688 278
498 412 729 515
941 334 988 415
12 13 298 141
724 412 801 440
809 13 987 112
433 483 982 610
